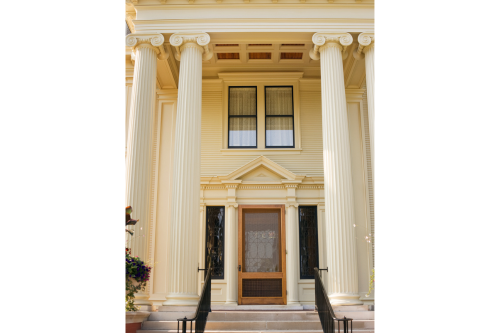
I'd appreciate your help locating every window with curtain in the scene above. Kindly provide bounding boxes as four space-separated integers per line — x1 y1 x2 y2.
228 87 257 148
298 206 319 279
265 86 294 148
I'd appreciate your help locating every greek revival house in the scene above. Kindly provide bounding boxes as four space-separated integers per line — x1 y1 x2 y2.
125 0 374 308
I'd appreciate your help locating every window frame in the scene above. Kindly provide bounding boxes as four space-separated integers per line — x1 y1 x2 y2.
298 206 319 280
227 86 258 149
264 85 295 149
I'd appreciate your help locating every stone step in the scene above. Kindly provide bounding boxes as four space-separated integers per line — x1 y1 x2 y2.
334 311 374 320
211 305 305 311
331 305 369 312
142 319 374 330
158 306 197 312
138 330 375 333
150 311 319 322
149 311 196 321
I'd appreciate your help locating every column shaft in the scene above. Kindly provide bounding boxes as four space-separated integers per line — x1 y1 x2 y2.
364 44 375 178
125 44 158 306
165 43 203 306
320 42 362 305
225 205 238 305
286 204 300 304
126 45 157 264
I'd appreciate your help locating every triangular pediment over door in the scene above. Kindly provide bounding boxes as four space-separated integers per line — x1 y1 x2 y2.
218 155 305 183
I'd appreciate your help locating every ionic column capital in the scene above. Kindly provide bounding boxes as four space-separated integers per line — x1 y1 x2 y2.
126 33 168 60
309 32 353 61
169 32 213 61
353 33 374 60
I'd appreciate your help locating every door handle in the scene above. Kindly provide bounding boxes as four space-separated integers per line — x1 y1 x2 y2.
238 265 241 271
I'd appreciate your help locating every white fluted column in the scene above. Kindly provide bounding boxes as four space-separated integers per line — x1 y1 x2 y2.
311 32 362 305
285 201 300 305
164 32 213 306
125 33 167 305
354 33 375 180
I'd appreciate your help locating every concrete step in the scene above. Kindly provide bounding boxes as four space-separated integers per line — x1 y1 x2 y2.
331 305 369 312
158 306 197 312
138 330 375 333
142 319 374 330
150 310 373 321
149 311 196 321
334 311 374 320
150 311 319 322
211 305 306 311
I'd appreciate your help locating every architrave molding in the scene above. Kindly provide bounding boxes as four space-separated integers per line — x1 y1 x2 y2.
169 32 213 61
309 32 353 61
126 33 168 60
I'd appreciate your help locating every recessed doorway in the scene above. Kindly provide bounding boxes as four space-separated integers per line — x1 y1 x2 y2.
238 205 286 305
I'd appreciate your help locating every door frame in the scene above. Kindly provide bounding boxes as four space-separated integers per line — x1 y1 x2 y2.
238 204 287 305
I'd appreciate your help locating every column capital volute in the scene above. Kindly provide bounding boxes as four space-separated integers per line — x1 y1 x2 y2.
353 33 374 60
169 32 213 61
309 32 353 61
126 33 168 60
227 203 239 208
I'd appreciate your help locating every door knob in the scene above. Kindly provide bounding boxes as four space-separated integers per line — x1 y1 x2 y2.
238 265 241 271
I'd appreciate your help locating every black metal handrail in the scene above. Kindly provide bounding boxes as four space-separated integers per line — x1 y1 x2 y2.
314 267 337 333
177 267 212 333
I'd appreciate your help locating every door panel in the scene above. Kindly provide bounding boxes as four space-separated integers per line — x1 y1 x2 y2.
238 205 286 305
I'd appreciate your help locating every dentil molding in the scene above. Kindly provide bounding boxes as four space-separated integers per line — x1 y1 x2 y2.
309 32 353 61
169 32 213 61
353 32 374 60
126 33 168 60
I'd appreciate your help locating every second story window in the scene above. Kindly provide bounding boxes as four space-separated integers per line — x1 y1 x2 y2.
228 87 257 148
265 86 294 148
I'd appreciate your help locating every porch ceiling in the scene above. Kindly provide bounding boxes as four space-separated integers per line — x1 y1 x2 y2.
151 31 366 89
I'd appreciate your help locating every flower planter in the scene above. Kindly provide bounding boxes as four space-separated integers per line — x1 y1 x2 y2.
126 312 150 333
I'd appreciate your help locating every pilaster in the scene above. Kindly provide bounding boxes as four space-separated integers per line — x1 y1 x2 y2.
356 33 374 183
312 32 362 305
282 180 302 305
222 181 241 305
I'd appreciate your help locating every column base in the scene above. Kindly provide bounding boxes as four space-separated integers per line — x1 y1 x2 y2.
328 293 363 306
134 292 152 306
287 301 301 306
224 301 238 306
163 293 200 306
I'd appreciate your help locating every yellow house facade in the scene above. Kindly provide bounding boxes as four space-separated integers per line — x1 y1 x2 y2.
125 0 374 309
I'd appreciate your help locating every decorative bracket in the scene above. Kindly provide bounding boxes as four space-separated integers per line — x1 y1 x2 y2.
353 33 374 60
125 33 168 60
169 32 213 61
309 32 353 61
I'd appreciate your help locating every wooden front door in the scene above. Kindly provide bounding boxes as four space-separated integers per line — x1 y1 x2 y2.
238 205 286 305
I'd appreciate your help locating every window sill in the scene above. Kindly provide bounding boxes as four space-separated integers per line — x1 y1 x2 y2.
220 148 302 155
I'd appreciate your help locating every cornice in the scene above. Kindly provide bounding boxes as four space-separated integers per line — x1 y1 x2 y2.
129 3 374 9
132 19 374 33
126 33 168 60
309 32 353 60
169 32 213 61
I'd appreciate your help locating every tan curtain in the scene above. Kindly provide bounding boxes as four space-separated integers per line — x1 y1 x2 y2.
229 87 257 147
266 87 293 147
